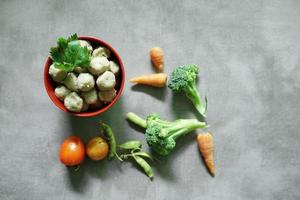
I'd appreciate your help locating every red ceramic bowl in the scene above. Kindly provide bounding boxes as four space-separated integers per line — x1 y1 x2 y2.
44 36 125 117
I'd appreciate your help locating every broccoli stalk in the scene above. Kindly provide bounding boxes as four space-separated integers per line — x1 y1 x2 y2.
126 112 207 156
185 81 206 116
127 112 147 128
168 64 207 118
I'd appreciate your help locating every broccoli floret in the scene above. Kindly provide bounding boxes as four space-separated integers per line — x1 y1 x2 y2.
127 112 207 156
168 64 207 118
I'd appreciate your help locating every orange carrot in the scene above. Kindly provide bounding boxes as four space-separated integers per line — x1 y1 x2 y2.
197 133 215 176
150 47 164 72
130 73 167 87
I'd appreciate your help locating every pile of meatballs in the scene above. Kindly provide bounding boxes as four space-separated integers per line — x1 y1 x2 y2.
49 40 120 112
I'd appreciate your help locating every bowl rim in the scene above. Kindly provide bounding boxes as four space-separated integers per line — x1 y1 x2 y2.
44 35 125 117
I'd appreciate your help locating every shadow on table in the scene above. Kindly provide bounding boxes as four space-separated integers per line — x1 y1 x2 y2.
131 84 167 101
65 98 125 193
151 132 195 181
66 165 87 193
64 93 201 189
124 118 196 181
195 143 214 178
170 92 199 119
66 158 117 193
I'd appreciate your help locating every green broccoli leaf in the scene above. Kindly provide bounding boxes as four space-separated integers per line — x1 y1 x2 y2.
50 34 90 72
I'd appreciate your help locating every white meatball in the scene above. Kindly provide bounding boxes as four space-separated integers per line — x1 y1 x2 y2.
109 61 120 75
54 86 71 101
79 40 93 53
49 64 67 82
96 71 116 91
63 73 78 92
92 46 110 58
88 57 110 76
64 92 83 112
74 66 88 73
77 73 95 92
81 100 89 112
98 89 116 102
81 88 98 104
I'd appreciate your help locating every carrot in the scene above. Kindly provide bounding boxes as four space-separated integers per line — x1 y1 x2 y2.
197 133 215 176
150 47 164 72
130 73 167 87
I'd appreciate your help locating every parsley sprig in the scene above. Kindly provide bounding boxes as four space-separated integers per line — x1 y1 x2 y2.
50 34 91 72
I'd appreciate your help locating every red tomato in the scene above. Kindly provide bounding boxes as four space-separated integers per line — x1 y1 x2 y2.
59 136 85 166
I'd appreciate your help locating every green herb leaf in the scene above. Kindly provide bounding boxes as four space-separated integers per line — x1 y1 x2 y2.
54 63 74 72
67 33 78 42
118 140 142 150
50 34 90 72
133 155 154 179
57 37 68 49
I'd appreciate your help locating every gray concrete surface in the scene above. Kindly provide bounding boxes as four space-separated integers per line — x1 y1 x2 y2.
1 0 300 199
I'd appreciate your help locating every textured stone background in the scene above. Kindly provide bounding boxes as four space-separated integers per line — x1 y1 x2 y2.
0 0 300 199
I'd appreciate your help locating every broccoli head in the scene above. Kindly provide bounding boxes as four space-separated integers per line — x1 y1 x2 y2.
127 112 207 156
168 64 207 118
